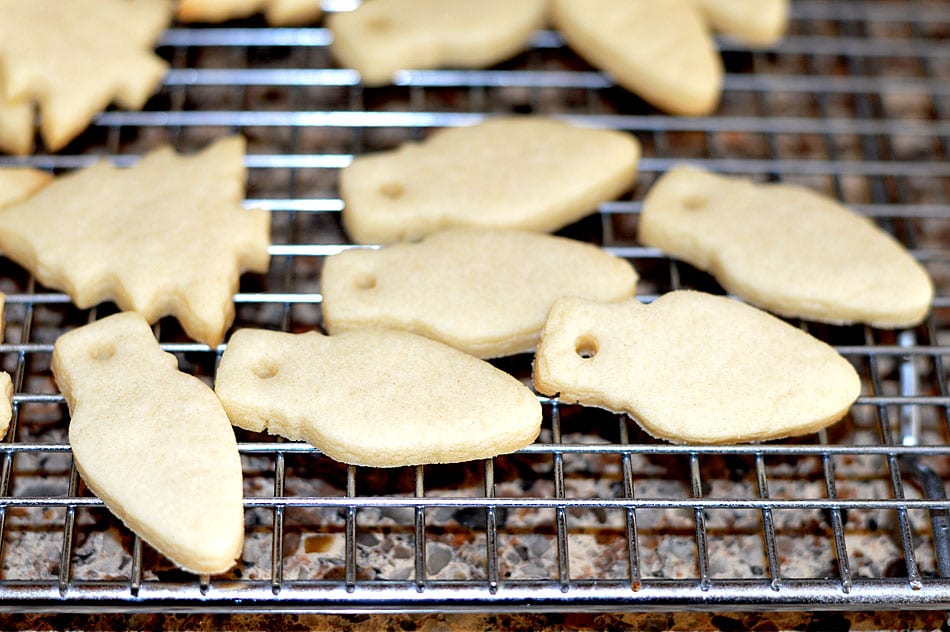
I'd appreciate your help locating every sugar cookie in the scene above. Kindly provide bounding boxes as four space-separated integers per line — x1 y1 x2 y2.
328 0 546 85
551 0 722 116
639 165 934 328
0 168 52 208
0 293 11 438
321 228 638 358
0 371 10 440
0 96 34 156
341 117 640 244
214 328 542 467
533 292 861 444
0 137 270 346
52 312 244 574
0 0 172 152
690 0 790 47
177 0 321 25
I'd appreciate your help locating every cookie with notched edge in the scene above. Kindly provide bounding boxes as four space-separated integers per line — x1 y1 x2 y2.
0 137 270 346
321 227 638 358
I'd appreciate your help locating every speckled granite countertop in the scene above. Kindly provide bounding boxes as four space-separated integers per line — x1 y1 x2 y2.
5 611 950 631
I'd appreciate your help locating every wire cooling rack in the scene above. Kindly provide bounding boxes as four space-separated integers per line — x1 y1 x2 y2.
0 0 947 613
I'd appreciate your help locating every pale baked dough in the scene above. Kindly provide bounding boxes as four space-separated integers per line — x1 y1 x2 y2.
690 0 790 47
52 312 244 574
321 228 638 358
639 165 935 328
0 96 34 156
0 370 11 441
0 168 52 208
0 0 172 152
0 293 11 438
0 137 270 346
341 117 640 244
177 0 321 25
533 292 861 444
214 328 542 467
551 0 722 116
328 0 546 85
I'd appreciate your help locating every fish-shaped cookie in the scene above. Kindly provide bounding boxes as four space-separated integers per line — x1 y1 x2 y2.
215 328 542 467
341 117 640 244
321 228 638 358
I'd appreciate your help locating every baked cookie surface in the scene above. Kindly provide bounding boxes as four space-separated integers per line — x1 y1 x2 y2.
639 165 934 328
341 117 640 244
52 313 244 574
321 228 638 358
0 168 52 208
551 0 722 116
328 0 546 85
690 0 789 47
533 292 861 444
0 96 34 156
0 137 270 346
177 0 321 25
0 0 172 152
215 328 542 467
0 294 10 438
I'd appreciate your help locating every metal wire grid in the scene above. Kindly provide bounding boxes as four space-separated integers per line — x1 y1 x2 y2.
0 0 946 613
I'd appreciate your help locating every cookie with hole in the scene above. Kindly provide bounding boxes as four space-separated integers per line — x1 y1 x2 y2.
340 117 640 244
214 327 542 467
320 227 638 358
51 312 244 575
638 165 934 328
328 0 547 85
532 292 861 444
0 136 271 346
551 0 722 116
177 0 322 26
689 0 790 47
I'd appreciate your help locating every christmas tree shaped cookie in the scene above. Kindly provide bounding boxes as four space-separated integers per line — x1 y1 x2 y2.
0 137 270 346
0 0 172 153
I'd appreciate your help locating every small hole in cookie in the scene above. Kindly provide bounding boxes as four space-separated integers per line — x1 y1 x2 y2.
90 344 115 361
682 194 708 211
379 182 405 200
355 273 377 290
253 360 279 380
574 335 598 360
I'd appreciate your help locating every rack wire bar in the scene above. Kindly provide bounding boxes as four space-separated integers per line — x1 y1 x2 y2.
618 418 642 592
0 0 946 614
0 579 949 614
